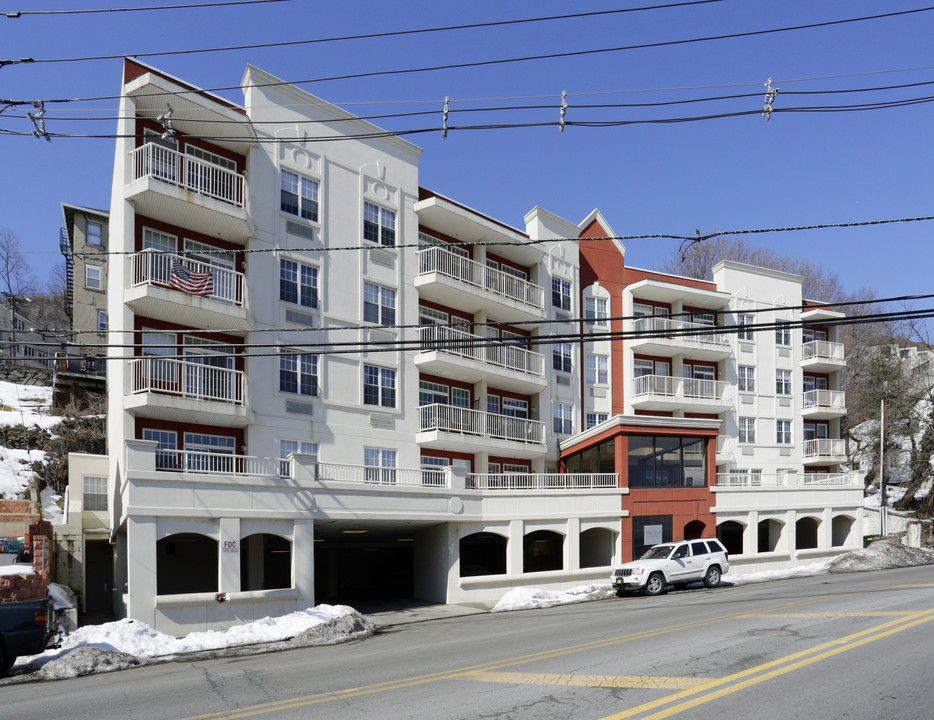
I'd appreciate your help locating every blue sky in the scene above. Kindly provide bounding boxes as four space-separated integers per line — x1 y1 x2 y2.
2 0 932 305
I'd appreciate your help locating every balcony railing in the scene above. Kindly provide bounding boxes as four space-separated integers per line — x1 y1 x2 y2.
130 357 245 405
633 374 731 402
803 438 845 458
130 143 245 208
803 389 846 411
419 403 545 445
418 325 544 377
468 473 618 489
417 247 544 310
802 340 845 363
155 450 279 477
716 471 859 488
314 462 448 487
130 249 245 307
632 317 730 348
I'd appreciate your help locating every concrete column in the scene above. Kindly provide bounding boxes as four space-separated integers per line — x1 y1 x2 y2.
293 519 315 607
508 519 523 576
218 517 240 593
126 516 157 628
746 510 759 555
566 518 580 571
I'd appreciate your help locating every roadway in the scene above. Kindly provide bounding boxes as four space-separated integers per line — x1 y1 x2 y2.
4 565 934 720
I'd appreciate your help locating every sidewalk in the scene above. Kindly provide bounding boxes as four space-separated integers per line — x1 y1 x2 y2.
362 600 491 627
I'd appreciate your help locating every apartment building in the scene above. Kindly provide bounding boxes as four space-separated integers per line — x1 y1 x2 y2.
90 58 862 634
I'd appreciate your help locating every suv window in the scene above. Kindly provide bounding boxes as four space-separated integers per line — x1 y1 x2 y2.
672 544 689 559
706 540 725 554
691 541 709 555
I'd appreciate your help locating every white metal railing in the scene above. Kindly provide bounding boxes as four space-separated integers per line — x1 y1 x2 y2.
130 249 245 307
418 325 544 377
802 340 845 363
468 473 618 489
155 450 279 477
803 389 846 411
130 357 245 405
418 403 545 445
632 374 731 402
130 143 245 207
417 246 544 310
315 462 447 487
632 316 730 347
717 471 860 488
803 438 845 458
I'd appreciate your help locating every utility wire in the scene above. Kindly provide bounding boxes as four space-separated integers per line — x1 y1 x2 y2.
3 0 290 18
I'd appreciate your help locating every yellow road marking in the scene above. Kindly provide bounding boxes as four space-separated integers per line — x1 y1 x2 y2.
598 608 934 720
466 671 713 690
740 611 912 618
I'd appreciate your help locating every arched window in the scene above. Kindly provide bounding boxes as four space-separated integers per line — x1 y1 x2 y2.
684 520 706 541
831 516 854 547
580 528 614 568
156 533 217 596
796 517 820 550
758 519 784 553
523 530 564 573
459 532 507 577
240 533 292 591
717 521 745 555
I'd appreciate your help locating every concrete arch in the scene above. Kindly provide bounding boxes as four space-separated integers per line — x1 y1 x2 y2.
460 531 507 577
580 527 615 568
523 530 564 573
758 518 784 553
156 532 218 596
832 515 856 547
240 532 292 591
717 520 746 555
795 516 821 550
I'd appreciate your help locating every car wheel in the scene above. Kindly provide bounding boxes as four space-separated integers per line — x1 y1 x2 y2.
703 565 721 588
644 573 665 596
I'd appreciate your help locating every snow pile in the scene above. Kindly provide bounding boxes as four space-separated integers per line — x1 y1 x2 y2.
9 604 371 680
725 560 833 585
40 486 64 525
0 380 57 499
492 583 615 612
828 536 934 573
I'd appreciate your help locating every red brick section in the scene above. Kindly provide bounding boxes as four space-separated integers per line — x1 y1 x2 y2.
0 500 39 523
0 522 51 603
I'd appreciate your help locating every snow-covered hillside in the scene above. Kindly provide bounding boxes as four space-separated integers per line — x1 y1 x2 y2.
0 380 58 499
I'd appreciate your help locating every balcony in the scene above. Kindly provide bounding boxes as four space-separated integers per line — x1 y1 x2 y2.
630 374 732 414
715 471 861 488
125 250 251 330
417 403 546 458
152 449 280 477
802 438 846 465
628 317 732 361
126 143 251 243
125 357 251 427
802 389 846 419
801 340 845 373
415 247 545 323
467 473 618 490
415 325 546 394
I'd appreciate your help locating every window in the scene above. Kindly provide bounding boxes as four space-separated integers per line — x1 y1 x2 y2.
776 369 792 395
501 264 528 281
184 432 236 472
364 365 396 407
279 351 318 396
586 354 608 384
739 417 756 444
803 422 828 441
280 169 319 221
586 412 608 429
420 455 447 486
85 264 102 290
451 387 470 408
776 419 792 444
279 440 318 477
775 321 791 346
692 312 715 326
585 297 607 325
553 342 572 372
97 310 107 332
364 447 396 483
634 358 655 378
486 394 500 414
363 282 396 326
363 202 396 246
419 380 448 406
503 398 528 418
738 314 754 341
143 428 178 470
552 277 571 310
87 221 103 246
738 365 755 393
553 402 573 434
627 436 707 489
83 476 107 511
279 259 318 309
12 317 25 331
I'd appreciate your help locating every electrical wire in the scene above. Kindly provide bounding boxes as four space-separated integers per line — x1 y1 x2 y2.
3 0 291 18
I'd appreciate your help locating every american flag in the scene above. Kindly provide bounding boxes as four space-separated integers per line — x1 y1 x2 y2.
170 259 214 296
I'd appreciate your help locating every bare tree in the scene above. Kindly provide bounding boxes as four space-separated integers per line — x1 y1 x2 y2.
0 227 36 302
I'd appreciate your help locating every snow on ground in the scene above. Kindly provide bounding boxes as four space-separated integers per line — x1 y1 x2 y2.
0 380 57 499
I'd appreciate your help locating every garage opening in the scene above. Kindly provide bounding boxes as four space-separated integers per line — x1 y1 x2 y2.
314 536 414 609
523 530 564 573
156 533 217 595
832 516 854 547
240 533 292 591
579 528 614 568
796 517 820 550
460 532 507 577
717 521 745 555
758 519 783 553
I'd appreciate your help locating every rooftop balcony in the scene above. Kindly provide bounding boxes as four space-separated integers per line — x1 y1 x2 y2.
125 357 251 427
415 325 547 395
630 374 732 414
715 471 862 488
801 340 846 373
802 389 846 419
628 317 732 361
125 249 251 330
802 438 846 466
416 403 546 458
415 247 545 324
467 473 618 490
126 143 251 243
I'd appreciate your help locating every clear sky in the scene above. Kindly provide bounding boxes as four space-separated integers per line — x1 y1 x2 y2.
2 0 932 307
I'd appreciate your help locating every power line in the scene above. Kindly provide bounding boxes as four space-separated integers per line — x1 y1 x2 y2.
3 0 290 19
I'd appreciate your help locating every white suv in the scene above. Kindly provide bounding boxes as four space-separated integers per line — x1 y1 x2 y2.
610 538 729 597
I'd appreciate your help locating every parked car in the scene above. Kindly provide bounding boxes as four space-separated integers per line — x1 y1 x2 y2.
0 595 61 675
611 538 729 597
